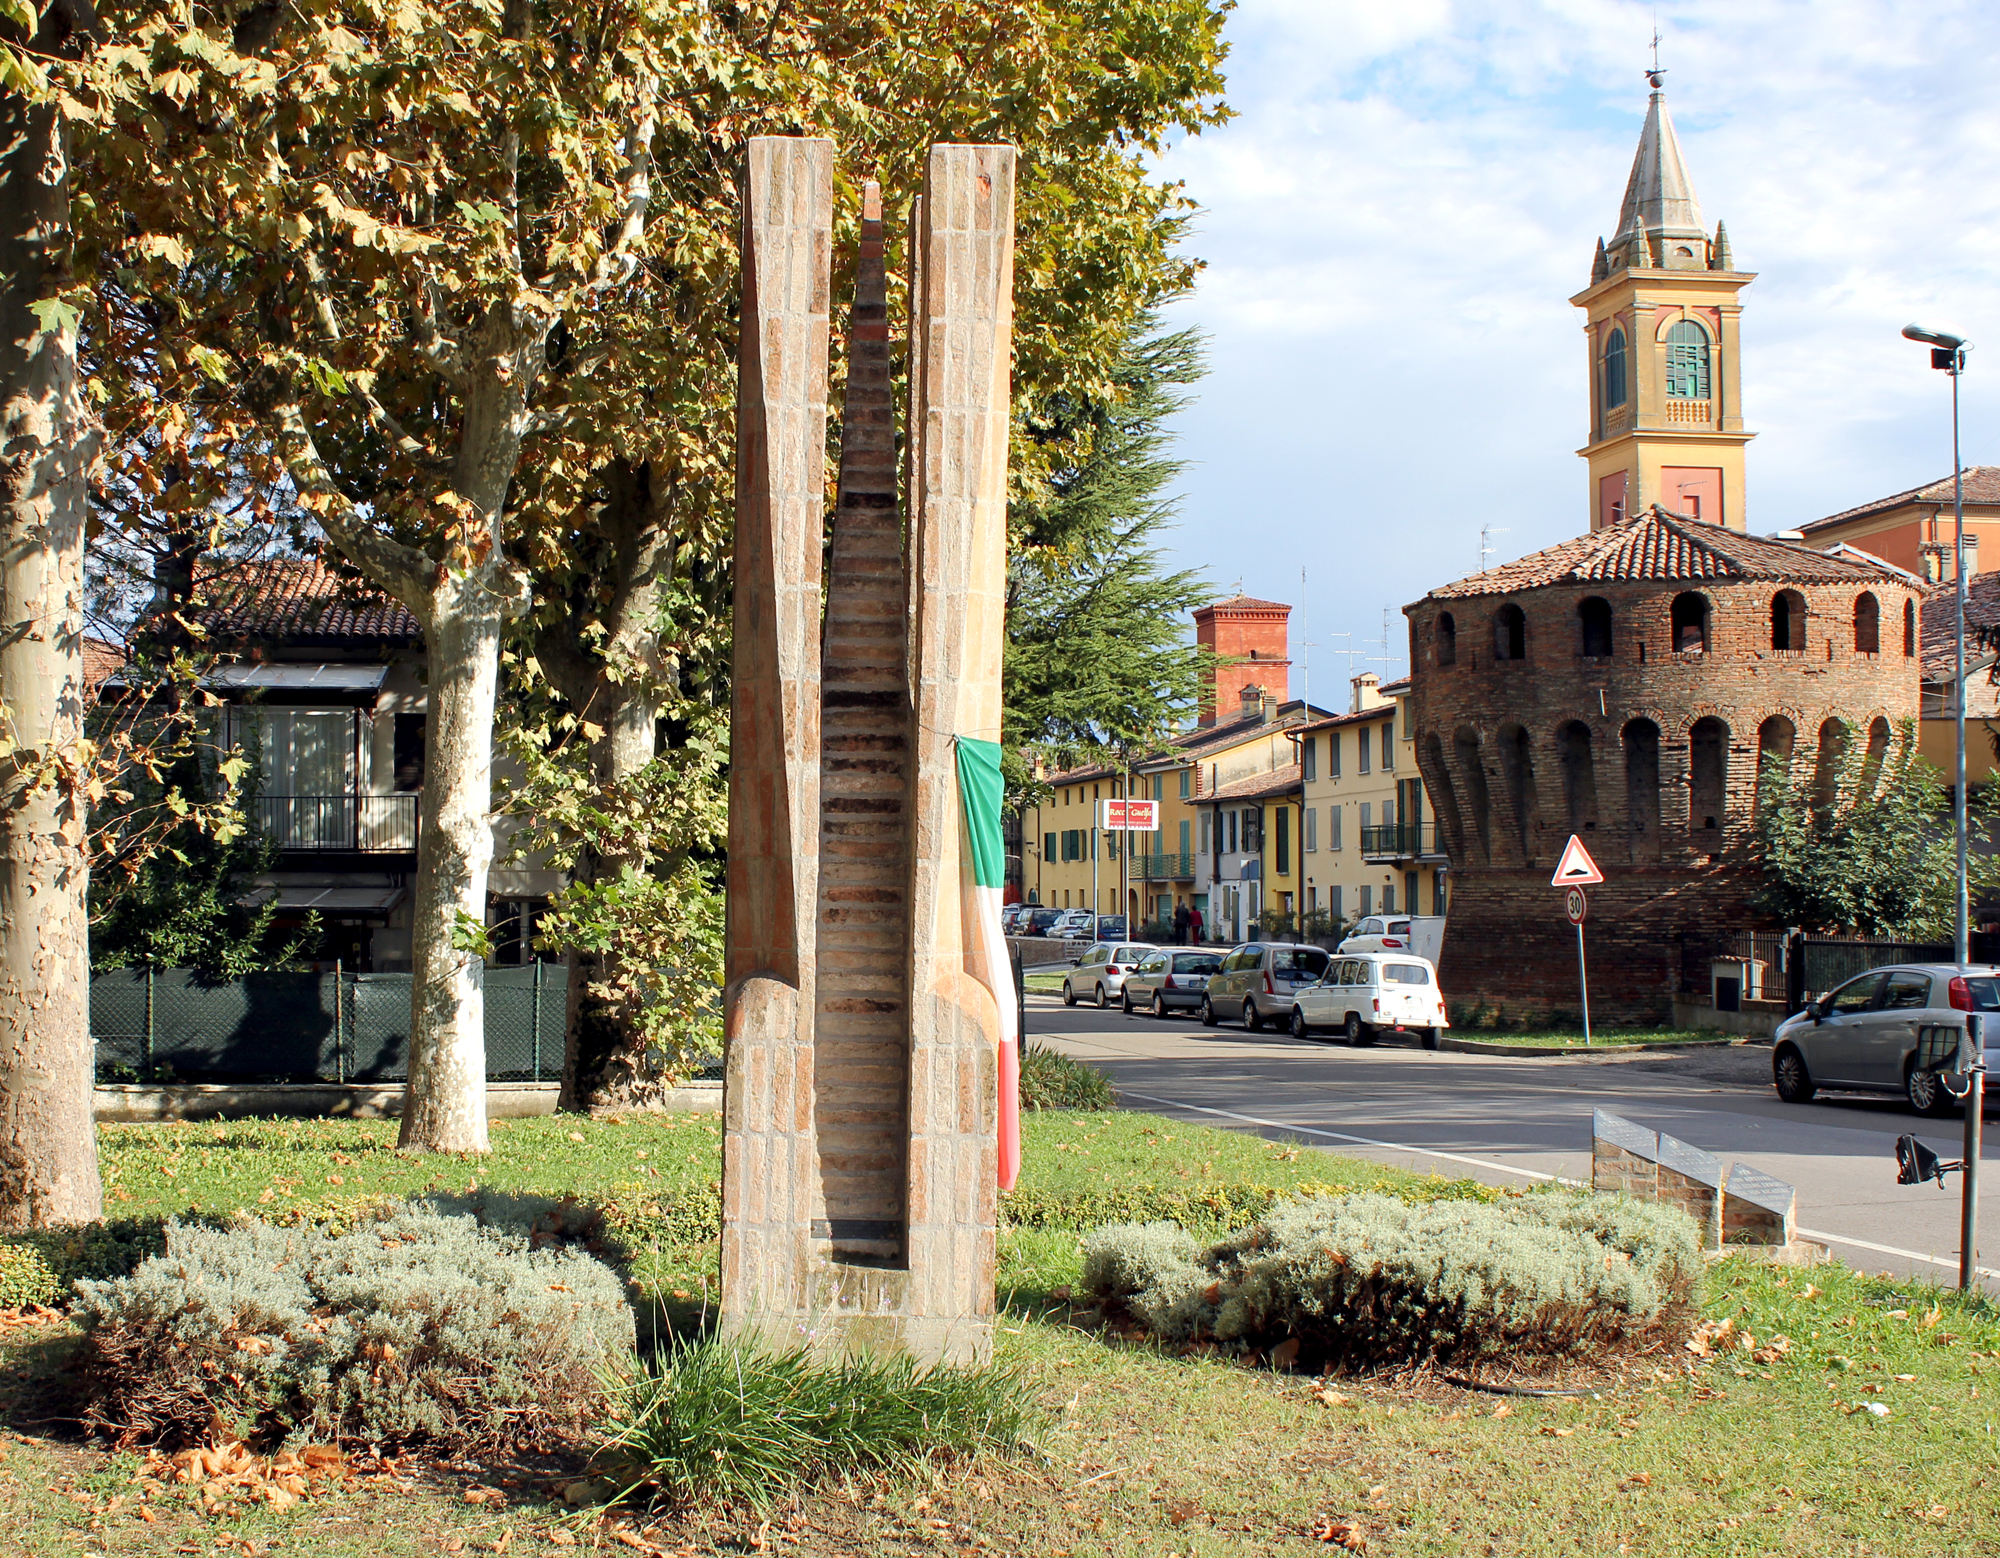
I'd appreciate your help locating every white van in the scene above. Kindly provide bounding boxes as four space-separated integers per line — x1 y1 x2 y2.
1290 953 1449 1049
1338 915 1445 963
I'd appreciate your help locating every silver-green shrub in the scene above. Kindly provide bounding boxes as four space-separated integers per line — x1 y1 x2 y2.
70 1205 634 1451
1079 1221 1207 1333
1083 1190 1699 1368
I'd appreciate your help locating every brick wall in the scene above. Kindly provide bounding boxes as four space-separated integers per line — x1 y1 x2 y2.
1409 573 1921 1022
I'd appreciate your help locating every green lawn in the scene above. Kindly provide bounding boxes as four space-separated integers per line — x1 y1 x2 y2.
6 1108 1998 1556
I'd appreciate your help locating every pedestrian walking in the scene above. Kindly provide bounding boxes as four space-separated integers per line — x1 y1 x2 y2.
1172 902 1190 945
1189 904 1205 943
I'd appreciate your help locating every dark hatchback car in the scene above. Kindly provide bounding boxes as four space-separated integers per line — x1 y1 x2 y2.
1772 963 2000 1115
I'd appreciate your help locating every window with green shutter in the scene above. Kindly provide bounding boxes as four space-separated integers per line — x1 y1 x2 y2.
1665 320 1710 398
1604 327 1628 408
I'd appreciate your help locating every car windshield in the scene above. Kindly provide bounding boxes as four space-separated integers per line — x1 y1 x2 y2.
1173 953 1223 973
1115 947 1148 962
1383 962 1430 985
1272 948 1329 975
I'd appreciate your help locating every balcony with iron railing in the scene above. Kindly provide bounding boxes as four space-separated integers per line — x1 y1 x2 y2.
1135 851 1196 881
255 795 420 855
1359 821 1445 862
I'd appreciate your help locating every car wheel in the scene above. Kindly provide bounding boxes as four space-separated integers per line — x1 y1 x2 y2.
1772 1044 1816 1104
1061 980 1076 1008
1344 1012 1369 1047
1290 1007 1310 1041
1418 1027 1441 1051
1152 992 1169 1020
1095 982 1108 1009
1201 996 1218 1027
1122 988 1134 1014
1907 1061 1957 1118
1243 999 1262 1033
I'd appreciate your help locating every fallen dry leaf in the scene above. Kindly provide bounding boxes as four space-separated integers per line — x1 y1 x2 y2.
1310 1516 1367 1550
1491 1403 1512 1418
1271 1338 1302 1369
545 1532 576 1548
1540 1426 1575 1438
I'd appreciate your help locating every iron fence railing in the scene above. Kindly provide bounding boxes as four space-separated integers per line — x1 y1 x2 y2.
1359 821 1442 860
255 794 420 853
1682 929 2000 1010
93 964 567 1083
1136 852 1196 880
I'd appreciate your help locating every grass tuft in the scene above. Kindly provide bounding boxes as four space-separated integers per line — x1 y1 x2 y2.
597 1336 1036 1508
1017 1042 1115 1111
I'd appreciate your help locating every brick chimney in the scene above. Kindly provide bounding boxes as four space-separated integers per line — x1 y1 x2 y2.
1194 596 1292 726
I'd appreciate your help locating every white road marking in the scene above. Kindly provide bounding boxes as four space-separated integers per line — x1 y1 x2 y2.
1115 1087 2000 1283
1791 1227 2000 1283
1114 1088 1587 1187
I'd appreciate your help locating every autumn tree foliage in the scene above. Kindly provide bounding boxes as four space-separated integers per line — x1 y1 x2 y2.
45 0 1229 1135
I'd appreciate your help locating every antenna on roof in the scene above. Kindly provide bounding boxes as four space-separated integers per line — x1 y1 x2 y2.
1479 522 1509 575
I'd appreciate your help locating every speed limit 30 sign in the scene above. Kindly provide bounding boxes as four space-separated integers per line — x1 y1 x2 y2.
1565 886 1587 925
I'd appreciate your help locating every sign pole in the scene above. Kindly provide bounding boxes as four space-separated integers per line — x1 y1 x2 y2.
1963 1014 1983 1291
1553 836 1604 1046
1121 766 1130 934
1576 919 1592 1047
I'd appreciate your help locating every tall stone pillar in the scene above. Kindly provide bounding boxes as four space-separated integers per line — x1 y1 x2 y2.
899 144 1016 1360
722 136 833 1334
723 140 1015 1364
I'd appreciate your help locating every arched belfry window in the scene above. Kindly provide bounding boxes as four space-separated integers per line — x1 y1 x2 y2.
1436 611 1457 666
1665 320 1711 399
1604 328 1628 409
1855 592 1880 655
1578 596 1613 658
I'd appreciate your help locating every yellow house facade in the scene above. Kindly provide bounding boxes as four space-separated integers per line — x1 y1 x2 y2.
1292 674 1447 933
1021 688 1328 933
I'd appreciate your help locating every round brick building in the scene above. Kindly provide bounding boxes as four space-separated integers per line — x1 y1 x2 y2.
1405 507 1920 1022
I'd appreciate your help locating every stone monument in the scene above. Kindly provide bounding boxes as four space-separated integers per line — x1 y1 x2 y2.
722 137 1016 1362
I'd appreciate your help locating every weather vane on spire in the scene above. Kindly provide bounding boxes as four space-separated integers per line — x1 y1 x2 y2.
1647 26 1665 89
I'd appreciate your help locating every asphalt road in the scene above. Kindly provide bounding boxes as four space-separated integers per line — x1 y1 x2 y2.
1028 992 1999 1294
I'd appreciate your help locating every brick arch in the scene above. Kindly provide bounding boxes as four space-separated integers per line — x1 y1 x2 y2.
1421 730 1467 865
1451 724 1493 866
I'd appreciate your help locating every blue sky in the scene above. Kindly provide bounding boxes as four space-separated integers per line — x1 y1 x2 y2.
1150 0 2000 698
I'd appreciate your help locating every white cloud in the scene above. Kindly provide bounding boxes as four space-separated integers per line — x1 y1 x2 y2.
1152 0 2000 691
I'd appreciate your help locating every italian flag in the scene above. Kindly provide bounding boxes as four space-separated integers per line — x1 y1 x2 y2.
956 736 1020 1191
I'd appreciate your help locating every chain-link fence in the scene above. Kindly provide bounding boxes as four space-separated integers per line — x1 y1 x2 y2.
93 964 567 1084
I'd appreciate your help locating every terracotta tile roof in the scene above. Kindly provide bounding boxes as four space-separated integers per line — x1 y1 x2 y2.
1421 508 1907 603
1294 705 1401 735
1040 702 1336 785
1920 574 2000 677
1196 594 1290 613
188 558 420 646
1202 763 1302 803
1804 468 2000 534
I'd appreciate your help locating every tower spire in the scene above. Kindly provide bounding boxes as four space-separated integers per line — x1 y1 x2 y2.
1612 79 1709 270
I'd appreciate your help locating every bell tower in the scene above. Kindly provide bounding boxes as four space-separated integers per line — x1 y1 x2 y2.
1572 73 1755 531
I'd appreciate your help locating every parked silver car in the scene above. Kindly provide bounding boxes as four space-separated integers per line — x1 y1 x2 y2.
1772 963 2000 1115
1061 943 1158 1008
1121 949 1225 1017
1200 942 1331 1030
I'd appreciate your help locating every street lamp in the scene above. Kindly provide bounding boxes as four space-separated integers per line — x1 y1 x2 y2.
1902 321 1982 1291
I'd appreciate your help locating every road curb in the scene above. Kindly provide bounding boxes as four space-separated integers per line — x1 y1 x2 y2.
1438 1036 1757 1058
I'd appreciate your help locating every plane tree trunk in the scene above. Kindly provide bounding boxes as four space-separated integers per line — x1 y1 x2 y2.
0 0 105 1229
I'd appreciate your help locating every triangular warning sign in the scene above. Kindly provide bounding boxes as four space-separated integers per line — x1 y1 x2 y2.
1551 834 1604 887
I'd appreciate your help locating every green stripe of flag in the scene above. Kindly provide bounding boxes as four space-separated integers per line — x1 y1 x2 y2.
955 737 1006 890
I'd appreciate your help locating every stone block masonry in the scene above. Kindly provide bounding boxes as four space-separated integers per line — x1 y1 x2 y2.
723 140 1015 1364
